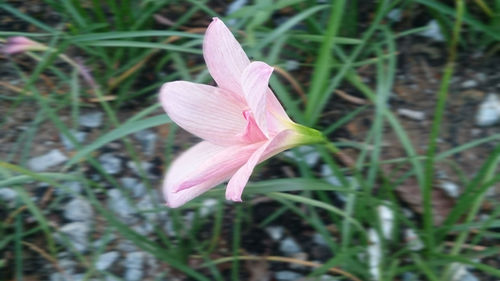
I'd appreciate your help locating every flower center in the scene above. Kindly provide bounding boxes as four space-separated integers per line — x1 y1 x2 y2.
239 110 267 143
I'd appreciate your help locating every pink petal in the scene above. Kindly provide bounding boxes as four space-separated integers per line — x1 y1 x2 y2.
225 130 296 201
265 88 293 134
159 81 247 146
164 141 261 208
241 61 273 136
3 36 43 54
238 110 267 143
203 17 250 94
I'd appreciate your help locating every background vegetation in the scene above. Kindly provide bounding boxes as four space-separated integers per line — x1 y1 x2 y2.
1 0 500 280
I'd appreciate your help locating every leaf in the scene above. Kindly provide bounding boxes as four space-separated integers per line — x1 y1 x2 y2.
65 115 171 167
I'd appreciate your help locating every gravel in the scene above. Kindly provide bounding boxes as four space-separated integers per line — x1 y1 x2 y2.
265 226 284 241
0 187 18 208
280 237 302 255
27 149 68 171
397 108 426 121
60 130 87 150
63 197 93 222
95 251 120 271
108 189 137 223
99 153 123 175
283 145 320 167
476 94 500 127
134 129 157 156
79 112 103 128
58 222 90 252
121 177 147 198
124 252 145 281
56 181 83 196
461 79 478 89
275 271 303 281
418 20 445 41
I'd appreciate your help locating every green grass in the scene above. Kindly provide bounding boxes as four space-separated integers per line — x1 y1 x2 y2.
1 0 500 280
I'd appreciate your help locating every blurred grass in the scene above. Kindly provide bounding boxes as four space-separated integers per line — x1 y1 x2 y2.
1 0 500 280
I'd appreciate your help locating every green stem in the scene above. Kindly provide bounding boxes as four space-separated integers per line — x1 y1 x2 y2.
422 0 464 253
305 0 346 125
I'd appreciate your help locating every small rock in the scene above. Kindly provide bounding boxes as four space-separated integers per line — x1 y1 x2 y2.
200 199 218 217
145 253 159 274
280 237 302 255
321 165 359 202
133 222 154 235
387 9 402 22
124 252 145 281
285 60 300 71
134 129 157 156
461 79 478 89
312 233 328 246
56 181 83 196
28 149 68 172
439 181 460 198
402 272 419 281
50 273 66 281
105 276 122 281
127 161 153 177
419 20 445 41
79 112 103 128
275 271 303 281
95 251 120 271
284 146 320 167
64 197 93 222
58 222 90 252
321 165 342 186
99 153 122 175
164 220 176 237
397 108 426 121
0 188 18 208
289 252 308 269
136 193 160 221
451 263 479 281
117 240 138 252
92 233 116 249
367 229 382 281
121 177 147 198
475 73 487 82
476 94 500 127
226 0 247 15
58 257 77 274
405 228 424 251
303 276 340 281
265 226 284 241
378 205 394 240
61 130 87 150
108 189 137 223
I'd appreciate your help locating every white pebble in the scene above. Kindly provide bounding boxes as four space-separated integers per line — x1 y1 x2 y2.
28 149 68 172
377 205 394 240
397 108 426 121
79 112 103 128
476 94 500 127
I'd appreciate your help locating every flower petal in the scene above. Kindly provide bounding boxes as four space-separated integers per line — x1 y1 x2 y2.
3 36 45 54
159 81 247 146
241 61 273 136
266 88 293 134
164 141 260 208
239 110 267 143
225 130 296 201
203 17 250 93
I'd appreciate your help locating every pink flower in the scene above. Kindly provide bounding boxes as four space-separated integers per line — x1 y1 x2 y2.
159 18 324 208
3 36 47 54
